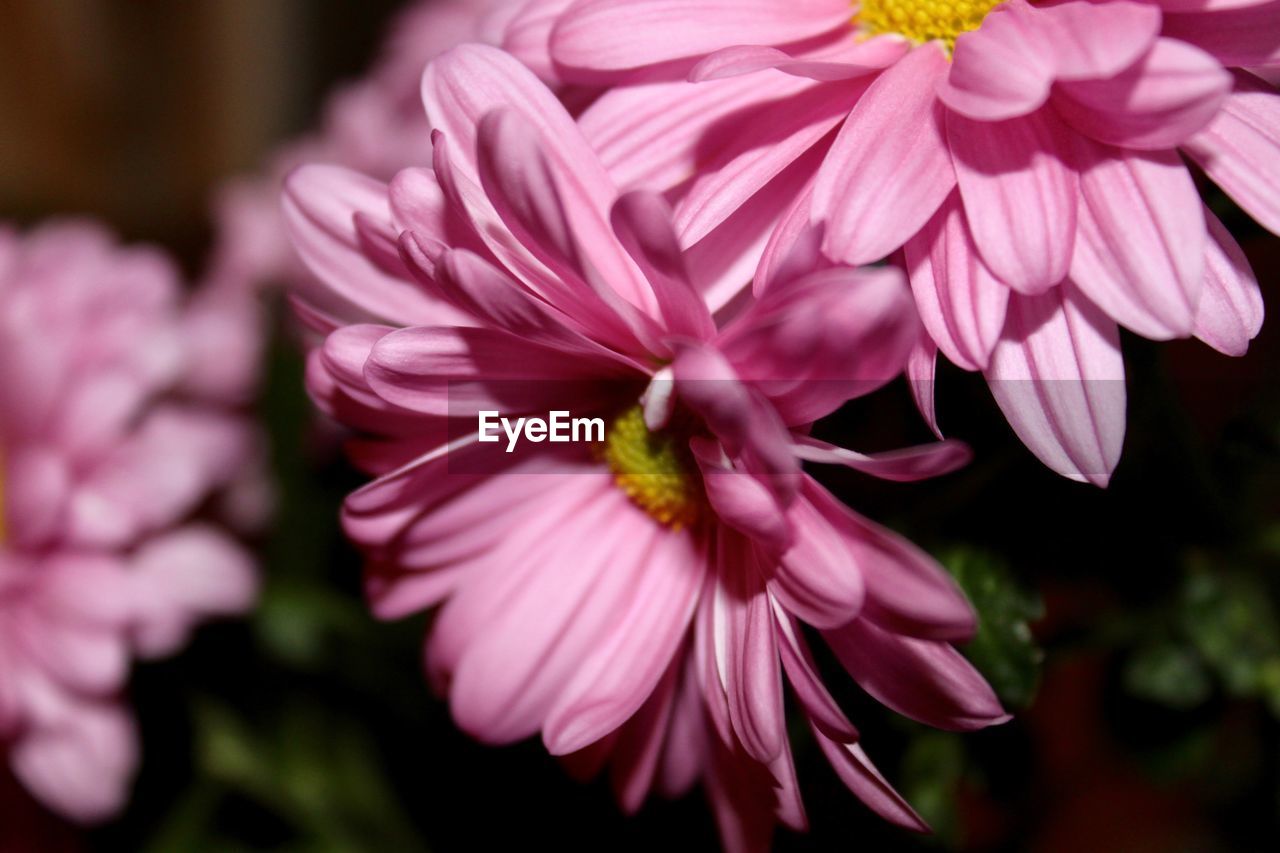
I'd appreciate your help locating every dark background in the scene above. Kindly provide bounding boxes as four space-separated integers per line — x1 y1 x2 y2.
2 2 1279 851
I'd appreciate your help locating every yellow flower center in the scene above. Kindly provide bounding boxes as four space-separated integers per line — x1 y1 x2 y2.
857 0 1003 50
602 406 701 530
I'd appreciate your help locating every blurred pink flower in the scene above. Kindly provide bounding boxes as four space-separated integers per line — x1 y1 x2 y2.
544 0 1278 485
286 45 1005 850
0 222 260 822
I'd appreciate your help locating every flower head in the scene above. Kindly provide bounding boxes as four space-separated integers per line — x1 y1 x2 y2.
0 223 260 821
546 0 1278 485
287 44 1006 849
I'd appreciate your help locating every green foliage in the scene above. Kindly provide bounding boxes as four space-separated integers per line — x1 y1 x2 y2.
940 546 1045 710
1123 554 1280 716
900 732 964 845
1122 642 1212 709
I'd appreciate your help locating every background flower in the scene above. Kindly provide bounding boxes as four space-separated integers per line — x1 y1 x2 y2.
0 222 260 821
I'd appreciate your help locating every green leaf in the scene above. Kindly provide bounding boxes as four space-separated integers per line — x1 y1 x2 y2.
1123 642 1212 709
900 731 964 844
1178 566 1280 702
940 546 1045 710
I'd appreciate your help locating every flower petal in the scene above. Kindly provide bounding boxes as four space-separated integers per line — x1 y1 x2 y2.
1184 72 1280 236
792 435 973 482
816 45 955 265
825 618 1009 732
1162 2 1280 67
1054 38 1232 150
904 195 1012 371
1194 207 1264 356
948 109 1079 294
985 287 1126 486
1071 146 1205 339
941 0 1054 121
551 0 853 72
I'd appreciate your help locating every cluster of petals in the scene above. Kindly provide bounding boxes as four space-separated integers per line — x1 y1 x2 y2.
534 0 1279 485
0 223 261 822
286 44 1008 850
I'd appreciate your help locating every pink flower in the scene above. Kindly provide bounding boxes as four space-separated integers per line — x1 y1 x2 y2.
544 0 1278 485
0 222 260 822
286 45 1006 849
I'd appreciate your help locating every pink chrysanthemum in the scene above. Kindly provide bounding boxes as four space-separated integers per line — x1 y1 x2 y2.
543 0 1278 485
0 223 260 822
286 45 1007 850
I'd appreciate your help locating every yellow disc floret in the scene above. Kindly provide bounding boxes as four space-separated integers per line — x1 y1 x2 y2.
602 406 701 530
857 0 1003 51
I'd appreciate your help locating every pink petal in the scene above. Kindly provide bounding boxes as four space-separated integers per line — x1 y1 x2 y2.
1071 146 1205 339
815 44 955 265
1162 2 1280 67
673 344 799 501
1054 38 1233 150
752 186 823 296
364 325 631 418
281 165 433 325
770 493 866 629
904 195 1012 371
1032 0 1161 81
550 0 852 72
803 480 977 641
673 78 865 246
941 0 1055 121
610 191 716 338
425 246 594 350
1153 0 1274 9
714 540 786 763
542 529 704 755
682 147 824 312
3 446 70 548
825 618 1009 732
423 44 610 210
607 655 682 814
985 287 1126 486
424 46 662 319
128 525 258 658
443 483 656 743
792 435 973 482
693 440 794 556
1193 207 1264 355
812 731 929 831
501 0 577 82
1184 73 1280 236
691 36 909 83
772 604 859 742
657 656 708 798
907 339 943 439
472 109 665 336
11 703 137 823
948 109 1079 294
721 266 919 424
579 70 813 194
